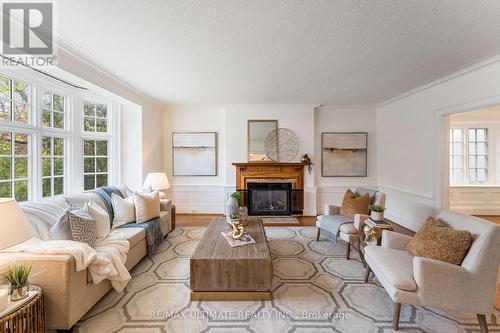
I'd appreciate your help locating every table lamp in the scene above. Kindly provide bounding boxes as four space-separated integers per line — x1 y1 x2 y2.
143 173 170 199
0 198 32 307
0 198 32 250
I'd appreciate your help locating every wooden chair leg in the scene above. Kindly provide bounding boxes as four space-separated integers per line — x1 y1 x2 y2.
363 266 371 283
477 314 489 333
346 242 351 260
316 228 320 241
393 302 401 331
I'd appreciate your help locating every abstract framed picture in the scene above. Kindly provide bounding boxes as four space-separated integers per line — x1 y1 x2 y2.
172 132 217 176
321 132 367 177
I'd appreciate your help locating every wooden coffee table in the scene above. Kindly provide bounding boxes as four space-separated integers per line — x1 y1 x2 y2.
190 217 272 301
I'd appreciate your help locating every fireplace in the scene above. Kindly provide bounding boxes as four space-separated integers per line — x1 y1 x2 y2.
233 162 305 215
247 182 292 216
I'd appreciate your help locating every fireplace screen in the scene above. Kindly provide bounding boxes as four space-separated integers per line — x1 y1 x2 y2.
247 183 292 216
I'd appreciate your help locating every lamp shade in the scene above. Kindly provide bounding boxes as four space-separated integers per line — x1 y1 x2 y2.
143 173 170 190
0 198 32 250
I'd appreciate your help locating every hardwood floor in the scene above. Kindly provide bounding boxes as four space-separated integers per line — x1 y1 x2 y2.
176 213 500 309
176 214 317 227
477 215 500 225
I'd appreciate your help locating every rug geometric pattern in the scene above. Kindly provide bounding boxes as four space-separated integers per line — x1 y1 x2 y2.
74 226 500 333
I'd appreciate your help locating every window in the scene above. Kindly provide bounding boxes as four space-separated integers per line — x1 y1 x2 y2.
450 129 464 184
41 136 65 197
83 140 108 190
468 128 488 183
450 127 489 185
0 71 116 201
0 76 30 123
83 101 108 133
41 90 65 129
0 132 30 201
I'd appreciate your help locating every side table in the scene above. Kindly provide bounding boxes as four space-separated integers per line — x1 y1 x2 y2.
0 284 45 333
358 218 393 264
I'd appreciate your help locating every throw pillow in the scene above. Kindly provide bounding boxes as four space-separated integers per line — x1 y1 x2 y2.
83 199 110 240
406 217 473 265
112 193 136 228
68 208 97 248
121 185 153 198
49 207 74 240
339 189 370 219
134 190 160 223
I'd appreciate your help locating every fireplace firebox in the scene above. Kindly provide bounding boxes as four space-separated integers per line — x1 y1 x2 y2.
247 182 292 216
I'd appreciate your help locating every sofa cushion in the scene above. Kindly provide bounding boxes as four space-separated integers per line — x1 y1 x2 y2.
49 207 73 241
365 246 417 291
339 189 370 219
340 223 357 234
109 228 145 248
406 217 473 265
111 194 136 228
134 191 160 223
83 199 110 240
68 208 96 248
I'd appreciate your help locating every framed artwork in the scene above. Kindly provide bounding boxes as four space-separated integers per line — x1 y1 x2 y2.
172 132 217 176
321 132 367 177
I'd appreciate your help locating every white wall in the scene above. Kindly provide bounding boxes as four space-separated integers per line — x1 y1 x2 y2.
314 106 377 211
377 57 500 231
120 104 143 189
163 104 318 214
162 104 382 216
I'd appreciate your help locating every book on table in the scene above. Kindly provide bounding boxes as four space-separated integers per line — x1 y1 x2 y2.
221 231 256 247
366 218 392 228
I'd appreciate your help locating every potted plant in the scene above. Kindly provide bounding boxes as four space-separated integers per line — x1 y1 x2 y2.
225 192 240 221
4 264 31 301
368 204 385 221
300 154 313 174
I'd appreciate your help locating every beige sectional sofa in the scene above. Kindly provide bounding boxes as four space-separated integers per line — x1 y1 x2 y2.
0 191 174 331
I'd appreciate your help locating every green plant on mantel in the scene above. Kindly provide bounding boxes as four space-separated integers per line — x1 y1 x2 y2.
3 264 31 289
368 204 385 213
300 153 313 174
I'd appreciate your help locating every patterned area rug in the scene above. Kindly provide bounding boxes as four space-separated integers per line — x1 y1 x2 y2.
75 227 499 333
260 217 300 225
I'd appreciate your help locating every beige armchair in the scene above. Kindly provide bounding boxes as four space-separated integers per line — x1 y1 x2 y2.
364 210 500 332
316 188 386 259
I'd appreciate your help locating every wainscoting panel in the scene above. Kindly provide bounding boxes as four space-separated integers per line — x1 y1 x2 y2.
167 185 318 215
316 186 351 214
166 186 226 214
449 186 500 215
378 185 436 232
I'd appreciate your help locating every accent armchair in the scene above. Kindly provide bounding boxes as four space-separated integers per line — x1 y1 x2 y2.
316 188 386 259
364 210 500 332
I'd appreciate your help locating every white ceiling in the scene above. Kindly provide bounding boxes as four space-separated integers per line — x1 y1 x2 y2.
57 0 500 106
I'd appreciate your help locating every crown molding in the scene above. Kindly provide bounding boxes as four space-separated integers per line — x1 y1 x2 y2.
55 33 164 110
376 54 500 108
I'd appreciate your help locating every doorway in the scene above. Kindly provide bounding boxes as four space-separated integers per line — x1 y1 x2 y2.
446 106 500 221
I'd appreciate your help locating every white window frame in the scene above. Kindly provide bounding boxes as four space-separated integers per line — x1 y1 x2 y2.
78 95 115 191
0 74 32 125
467 128 488 183
449 128 465 184
41 135 66 197
0 130 32 201
0 68 119 201
450 124 495 185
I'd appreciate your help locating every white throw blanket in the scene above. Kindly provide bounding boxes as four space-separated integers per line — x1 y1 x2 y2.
4 231 131 292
